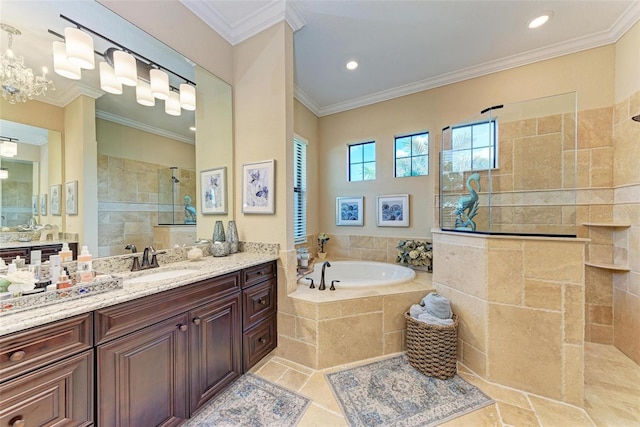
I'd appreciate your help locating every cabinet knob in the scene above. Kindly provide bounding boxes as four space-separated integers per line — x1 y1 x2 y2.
258 337 266 344
178 324 188 332
9 350 25 362
258 298 267 305
193 317 201 325
256 271 263 275
9 416 25 427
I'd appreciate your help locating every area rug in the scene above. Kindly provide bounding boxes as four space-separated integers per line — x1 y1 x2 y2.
184 374 311 426
326 355 493 427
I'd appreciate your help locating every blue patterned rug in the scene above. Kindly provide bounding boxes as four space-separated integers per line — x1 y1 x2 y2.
326 355 493 427
184 374 311 426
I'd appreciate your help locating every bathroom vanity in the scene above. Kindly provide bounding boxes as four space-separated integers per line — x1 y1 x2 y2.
0 257 277 426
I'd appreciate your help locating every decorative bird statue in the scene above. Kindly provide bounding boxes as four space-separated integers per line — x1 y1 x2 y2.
184 195 197 224
454 173 481 231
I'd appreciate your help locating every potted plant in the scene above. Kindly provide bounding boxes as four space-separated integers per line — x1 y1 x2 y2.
396 239 433 272
317 233 330 259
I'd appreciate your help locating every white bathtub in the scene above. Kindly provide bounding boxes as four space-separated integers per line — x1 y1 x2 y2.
298 261 416 288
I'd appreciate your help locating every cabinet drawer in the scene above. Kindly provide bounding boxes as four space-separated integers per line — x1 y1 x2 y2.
243 261 276 289
0 349 93 427
0 313 93 383
95 272 240 344
243 314 277 372
242 277 276 331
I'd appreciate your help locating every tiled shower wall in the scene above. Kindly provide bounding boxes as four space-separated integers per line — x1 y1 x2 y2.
97 154 196 257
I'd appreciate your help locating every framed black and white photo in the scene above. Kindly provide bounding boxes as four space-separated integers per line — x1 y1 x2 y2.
40 194 47 216
65 181 78 215
336 196 364 226
200 166 227 214
50 184 61 216
242 160 275 214
377 194 409 227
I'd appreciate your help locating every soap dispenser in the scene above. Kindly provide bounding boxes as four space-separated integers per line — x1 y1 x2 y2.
59 242 73 262
77 246 93 283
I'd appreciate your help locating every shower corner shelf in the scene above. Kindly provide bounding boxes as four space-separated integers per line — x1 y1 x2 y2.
583 223 631 272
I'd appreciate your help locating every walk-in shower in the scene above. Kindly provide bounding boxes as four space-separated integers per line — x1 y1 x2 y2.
158 166 197 225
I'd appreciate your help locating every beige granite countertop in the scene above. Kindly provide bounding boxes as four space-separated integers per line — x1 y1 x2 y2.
0 252 278 337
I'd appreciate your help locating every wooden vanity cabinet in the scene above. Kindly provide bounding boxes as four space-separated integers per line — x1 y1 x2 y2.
95 271 243 424
0 314 94 427
242 261 277 372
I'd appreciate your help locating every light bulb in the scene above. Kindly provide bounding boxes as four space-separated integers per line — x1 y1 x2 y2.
113 50 137 86
65 27 95 69
165 91 181 116
52 41 81 80
150 68 170 100
179 83 196 111
99 62 122 95
136 80 155 106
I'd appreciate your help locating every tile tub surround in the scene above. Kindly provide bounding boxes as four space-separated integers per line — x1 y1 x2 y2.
0 251 279 337
432 229 587 406
276 267 433 370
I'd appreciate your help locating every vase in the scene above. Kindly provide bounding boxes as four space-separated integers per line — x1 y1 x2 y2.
211 241 230 257
318 252 327 260
227 220 239 254
213 220 225 242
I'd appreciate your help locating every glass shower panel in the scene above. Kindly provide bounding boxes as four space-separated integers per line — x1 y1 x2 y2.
158 167 197 225
440 92 577 236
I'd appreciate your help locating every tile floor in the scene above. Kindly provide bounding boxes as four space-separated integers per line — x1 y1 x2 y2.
249 342 640 426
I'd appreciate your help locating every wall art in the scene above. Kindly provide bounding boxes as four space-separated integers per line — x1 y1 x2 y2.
336 196 364 226
377 194 409 227
200 166 227 214
242 160 275 214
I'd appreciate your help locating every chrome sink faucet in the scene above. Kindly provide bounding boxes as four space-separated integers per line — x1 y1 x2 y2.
319 261 331 290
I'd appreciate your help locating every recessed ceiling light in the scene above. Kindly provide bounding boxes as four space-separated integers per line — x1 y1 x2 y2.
528 11 553 29
189 126 196 131
346 60 358 70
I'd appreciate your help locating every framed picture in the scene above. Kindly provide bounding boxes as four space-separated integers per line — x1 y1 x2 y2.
32 195 38 215
200 166 227 214
336 196 364 226
40 194 47 216
242 160 275 214
50 184 61 216
377 194 410 227
65 181 78 215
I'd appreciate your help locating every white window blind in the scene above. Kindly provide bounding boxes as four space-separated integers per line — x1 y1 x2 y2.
294 137 307 244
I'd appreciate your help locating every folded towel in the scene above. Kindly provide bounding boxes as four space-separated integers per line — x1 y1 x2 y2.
417 312 454 326
409 304 425 318
421 292 452 319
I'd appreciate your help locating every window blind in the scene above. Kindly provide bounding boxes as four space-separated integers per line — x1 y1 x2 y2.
293 138 307 244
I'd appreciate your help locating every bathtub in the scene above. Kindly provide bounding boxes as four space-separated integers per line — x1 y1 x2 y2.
298 261 416 288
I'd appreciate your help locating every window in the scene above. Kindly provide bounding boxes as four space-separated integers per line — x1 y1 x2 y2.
394 132 429 177
450 120 497 172
348 141 376 181
293 136 307 244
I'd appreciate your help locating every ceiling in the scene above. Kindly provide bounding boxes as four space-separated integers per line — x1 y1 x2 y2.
182 0 640 116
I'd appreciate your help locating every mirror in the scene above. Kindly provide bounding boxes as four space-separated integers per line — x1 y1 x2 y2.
0 1 233 256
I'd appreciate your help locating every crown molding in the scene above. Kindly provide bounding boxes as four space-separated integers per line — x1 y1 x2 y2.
37 82 104 108
95 110 195 145
317 10 640 117
293 85 320 116
180 0 305 46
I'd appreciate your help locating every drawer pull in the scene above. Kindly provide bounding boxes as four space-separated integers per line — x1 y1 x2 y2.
258 337 267 344
178 324 188 332
256 271 263 276
9 416 25 427
258 298 267 305
9 351 25 362
193 317 201 325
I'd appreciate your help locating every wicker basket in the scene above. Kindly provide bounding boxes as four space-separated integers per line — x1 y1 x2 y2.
404 312 459 379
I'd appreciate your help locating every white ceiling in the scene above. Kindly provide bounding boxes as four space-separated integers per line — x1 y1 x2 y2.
182 0 640 116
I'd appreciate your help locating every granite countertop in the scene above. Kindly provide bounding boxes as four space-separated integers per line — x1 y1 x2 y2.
0 240 77 250
0 252 278 337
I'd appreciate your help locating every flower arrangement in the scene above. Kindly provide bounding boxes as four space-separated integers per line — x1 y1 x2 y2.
396 240 433 271
317 233 330 253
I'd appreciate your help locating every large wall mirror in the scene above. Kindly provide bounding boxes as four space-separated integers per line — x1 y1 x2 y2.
0 1 233 257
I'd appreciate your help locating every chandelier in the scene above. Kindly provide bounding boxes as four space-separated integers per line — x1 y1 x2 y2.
1 23 54 104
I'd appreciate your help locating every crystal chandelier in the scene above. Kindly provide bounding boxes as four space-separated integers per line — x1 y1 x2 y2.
1 23 54 104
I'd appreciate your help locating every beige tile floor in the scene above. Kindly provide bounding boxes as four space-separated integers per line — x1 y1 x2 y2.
249 342 640 426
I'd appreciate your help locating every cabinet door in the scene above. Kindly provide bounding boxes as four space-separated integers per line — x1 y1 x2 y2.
0 350 93 427
189 293 242 414
97 314 189 427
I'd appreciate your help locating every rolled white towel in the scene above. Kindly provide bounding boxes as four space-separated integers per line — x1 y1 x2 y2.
417 312 454 326
421 292 452 319
410 304 425 319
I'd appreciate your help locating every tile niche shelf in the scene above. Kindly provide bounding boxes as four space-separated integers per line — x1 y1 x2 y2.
583 223 631 272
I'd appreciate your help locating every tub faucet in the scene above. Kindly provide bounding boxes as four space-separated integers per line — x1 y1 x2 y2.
319 261 331 290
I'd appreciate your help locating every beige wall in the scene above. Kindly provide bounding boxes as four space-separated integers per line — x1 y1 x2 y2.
0 98 64 133
317 46 616 240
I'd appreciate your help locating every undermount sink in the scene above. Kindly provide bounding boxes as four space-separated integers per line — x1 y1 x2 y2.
123 269 201 285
